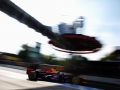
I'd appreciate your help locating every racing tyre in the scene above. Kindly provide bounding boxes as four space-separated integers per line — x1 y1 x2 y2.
28 71 38 81
72 76 81 85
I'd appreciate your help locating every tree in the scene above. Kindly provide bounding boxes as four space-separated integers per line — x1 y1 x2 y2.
41 54 56 64
22 44 29 50
100 50 120 61
17 44 29 62
100 53 114 61
70 54 88 61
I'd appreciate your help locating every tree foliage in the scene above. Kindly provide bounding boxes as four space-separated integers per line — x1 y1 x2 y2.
100 50 120 61
17 44 29 62
100 53 114 61
71 55 88 61
17 44 89 65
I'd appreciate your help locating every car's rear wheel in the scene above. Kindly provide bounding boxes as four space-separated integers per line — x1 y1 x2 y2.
28 71 38 81
72 76 81 85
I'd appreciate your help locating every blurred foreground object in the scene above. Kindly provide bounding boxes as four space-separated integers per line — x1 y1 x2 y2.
49 16 102 54
0 0 102 55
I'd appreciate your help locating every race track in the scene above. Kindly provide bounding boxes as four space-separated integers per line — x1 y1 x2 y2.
0 66 77 90
0 64 101 90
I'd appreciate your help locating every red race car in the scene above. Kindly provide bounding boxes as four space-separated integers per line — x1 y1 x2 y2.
26 64 72 83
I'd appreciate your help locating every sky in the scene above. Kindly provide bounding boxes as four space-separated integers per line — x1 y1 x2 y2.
0 0 120 60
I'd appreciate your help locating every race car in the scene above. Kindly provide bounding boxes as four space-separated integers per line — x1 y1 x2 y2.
26 64 72 83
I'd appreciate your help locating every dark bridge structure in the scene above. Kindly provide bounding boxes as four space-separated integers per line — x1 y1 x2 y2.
0 0 102 54
0 0 73 51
